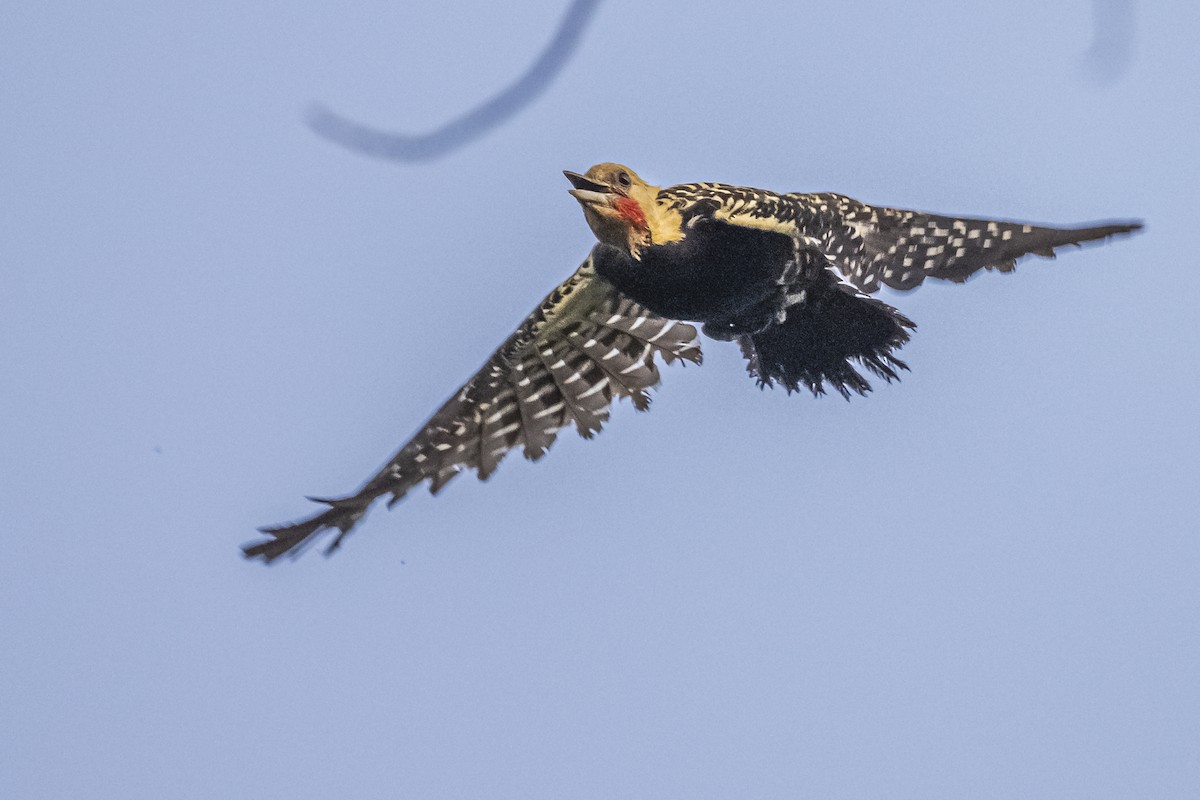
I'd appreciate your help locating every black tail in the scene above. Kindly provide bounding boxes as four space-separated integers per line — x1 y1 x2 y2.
739 287 915 398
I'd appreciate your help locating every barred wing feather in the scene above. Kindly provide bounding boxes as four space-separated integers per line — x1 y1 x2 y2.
244 249 701 562
789 194 1142 294
658 183 1140 295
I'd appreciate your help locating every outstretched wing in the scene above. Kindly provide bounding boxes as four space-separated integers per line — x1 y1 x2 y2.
245 248 701 563
783 193 1142 294
658 182 1140 295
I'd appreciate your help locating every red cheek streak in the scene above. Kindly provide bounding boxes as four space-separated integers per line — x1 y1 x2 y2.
615 196 648 230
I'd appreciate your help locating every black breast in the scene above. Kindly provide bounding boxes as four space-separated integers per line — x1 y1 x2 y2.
593 217 796 323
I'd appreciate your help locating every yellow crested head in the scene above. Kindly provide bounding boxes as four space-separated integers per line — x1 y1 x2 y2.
564 163 683 257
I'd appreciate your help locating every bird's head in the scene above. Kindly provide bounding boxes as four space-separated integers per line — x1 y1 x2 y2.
565 163 676 257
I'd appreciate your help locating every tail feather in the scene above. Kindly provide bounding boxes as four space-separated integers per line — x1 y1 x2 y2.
740 287 915 398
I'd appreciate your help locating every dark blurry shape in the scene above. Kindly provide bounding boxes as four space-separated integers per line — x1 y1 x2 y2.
1082 0 1136 83
308 0 602 162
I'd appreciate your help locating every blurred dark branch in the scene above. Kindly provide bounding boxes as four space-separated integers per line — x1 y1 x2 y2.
1082 0 1136 84
307 0 602 162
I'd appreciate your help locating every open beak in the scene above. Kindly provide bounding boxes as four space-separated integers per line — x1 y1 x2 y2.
564 170 615 208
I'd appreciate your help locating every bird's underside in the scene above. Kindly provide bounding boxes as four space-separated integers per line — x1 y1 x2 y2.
244 165 1141 562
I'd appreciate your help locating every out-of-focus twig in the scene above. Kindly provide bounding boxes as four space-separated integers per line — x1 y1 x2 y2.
308 0 602 162
1082 0 1136 84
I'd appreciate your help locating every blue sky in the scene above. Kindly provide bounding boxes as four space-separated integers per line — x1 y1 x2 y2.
3 2 1197 797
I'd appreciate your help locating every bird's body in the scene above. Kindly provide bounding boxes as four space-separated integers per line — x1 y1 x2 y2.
244 164 1141 562
592 208 793 323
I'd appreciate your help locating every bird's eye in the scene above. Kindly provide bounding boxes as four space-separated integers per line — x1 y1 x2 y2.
617 171 632 189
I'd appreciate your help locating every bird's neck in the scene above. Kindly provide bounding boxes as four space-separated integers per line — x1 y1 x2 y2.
629 186 685 258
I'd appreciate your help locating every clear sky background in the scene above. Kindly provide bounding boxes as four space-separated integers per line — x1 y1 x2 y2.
3 2 1197 798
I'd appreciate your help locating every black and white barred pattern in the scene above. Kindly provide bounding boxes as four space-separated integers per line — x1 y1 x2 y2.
660 183 1140 294
245 250 701 562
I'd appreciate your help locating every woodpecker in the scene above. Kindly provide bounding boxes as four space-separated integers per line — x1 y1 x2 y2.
245 164 1140 562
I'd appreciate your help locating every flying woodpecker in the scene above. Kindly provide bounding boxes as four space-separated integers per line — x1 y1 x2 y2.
245 164 1140 562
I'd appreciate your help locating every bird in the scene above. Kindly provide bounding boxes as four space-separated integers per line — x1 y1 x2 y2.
244 163 1141 562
